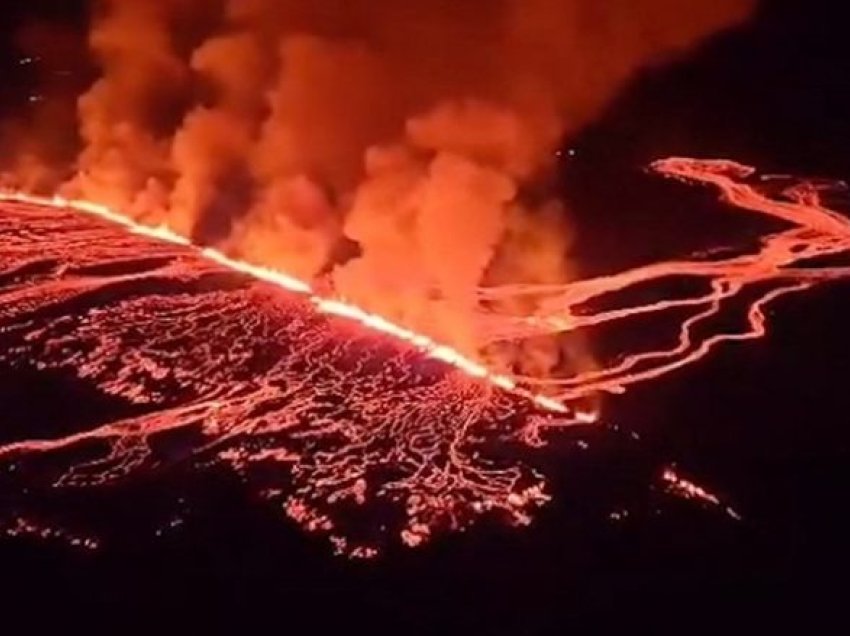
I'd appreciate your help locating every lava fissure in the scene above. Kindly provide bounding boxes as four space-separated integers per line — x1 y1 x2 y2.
2 157 849 556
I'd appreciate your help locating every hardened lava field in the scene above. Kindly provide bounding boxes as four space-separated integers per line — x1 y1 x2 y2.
0 199 553 557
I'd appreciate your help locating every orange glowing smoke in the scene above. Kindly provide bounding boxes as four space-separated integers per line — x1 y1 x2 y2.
1 0 758 380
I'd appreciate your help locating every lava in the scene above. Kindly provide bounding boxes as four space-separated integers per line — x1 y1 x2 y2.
0 190 576 417
474 158 850 402
1 157 849 556
0 194 560 557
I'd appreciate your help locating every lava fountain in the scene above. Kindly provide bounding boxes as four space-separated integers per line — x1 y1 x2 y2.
1 157 849 556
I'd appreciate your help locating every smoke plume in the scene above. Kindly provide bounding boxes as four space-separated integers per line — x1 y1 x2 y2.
10 0 757 374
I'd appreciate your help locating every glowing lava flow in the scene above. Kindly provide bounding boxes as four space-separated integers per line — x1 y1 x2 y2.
0 191 576 418
474 158 850 401
1 157 849 556
0 193 567 557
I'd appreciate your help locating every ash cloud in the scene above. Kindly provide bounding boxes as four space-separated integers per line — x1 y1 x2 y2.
6 0 756 373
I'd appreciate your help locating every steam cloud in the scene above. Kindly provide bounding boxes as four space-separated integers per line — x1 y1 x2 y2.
5 0 756 374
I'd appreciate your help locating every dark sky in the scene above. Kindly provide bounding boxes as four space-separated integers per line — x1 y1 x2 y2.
2 0 87 27
569 0 850 174
0 0 86 53
0 1 88 115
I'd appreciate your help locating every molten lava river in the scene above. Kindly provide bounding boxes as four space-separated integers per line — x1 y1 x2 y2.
1 158 849 557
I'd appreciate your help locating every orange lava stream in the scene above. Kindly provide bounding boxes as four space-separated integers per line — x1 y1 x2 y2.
474 158 850 401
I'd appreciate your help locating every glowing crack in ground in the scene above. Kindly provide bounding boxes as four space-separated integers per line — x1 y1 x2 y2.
1 158 848 556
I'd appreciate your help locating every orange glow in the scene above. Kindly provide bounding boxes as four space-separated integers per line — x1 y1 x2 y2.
0 191 582 421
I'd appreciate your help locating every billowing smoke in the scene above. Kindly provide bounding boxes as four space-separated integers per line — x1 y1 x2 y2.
9 0 757 374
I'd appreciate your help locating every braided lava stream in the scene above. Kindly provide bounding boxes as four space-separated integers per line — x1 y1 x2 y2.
0 157 848 557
